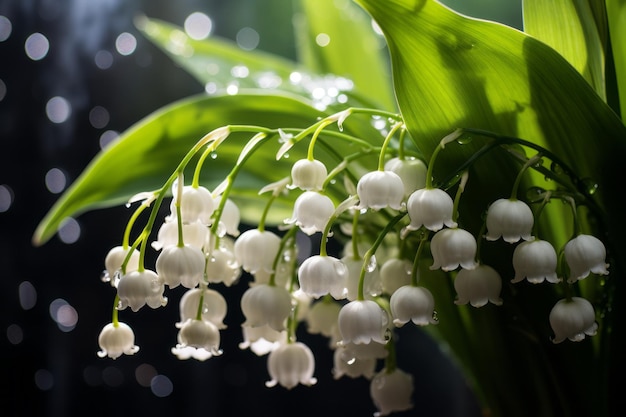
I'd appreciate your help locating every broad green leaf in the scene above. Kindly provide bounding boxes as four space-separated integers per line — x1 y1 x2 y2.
607 0 626 119
294 0 395 110
33 91 378 246
136 17 301 94
523 0 606 100
354 0 626 416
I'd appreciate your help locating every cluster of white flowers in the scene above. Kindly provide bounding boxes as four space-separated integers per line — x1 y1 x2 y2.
95 113 610 416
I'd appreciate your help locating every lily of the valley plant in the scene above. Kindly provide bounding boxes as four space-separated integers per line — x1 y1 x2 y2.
34 0 626 416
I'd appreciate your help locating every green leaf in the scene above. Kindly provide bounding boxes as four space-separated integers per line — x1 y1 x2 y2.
136 16 301 93
522 0 606 100
33 91 377 246
294 0 395 110
353 0 626 415
607 0 626 119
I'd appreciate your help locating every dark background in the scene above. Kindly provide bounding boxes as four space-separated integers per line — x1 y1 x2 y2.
0 1 521 416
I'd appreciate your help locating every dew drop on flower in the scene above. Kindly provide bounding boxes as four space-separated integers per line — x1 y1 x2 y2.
456 135 473 145
210 151 218 159
366 255 377 272
100 270 111 283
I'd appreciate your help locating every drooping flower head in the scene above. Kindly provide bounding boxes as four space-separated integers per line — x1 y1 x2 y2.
170 184 215 225
485 198 534 243
298 255 347 300
404 187 457 233
306 298 342 337
172 318 222 359
369 368 414 417
155 244 206 289
285 191 335 235
390 285 438 327
564 234 609 283
240 284 293 331
511 239 559 284
549 297 598 343
454 264 503 307
117 269 167 312
356 170 405 210
103 246 140 286
234 229 281 275
379 258 413 295
265 342 318 389
290 158 328 191
429 227 478 271
97 322 139 359
384 156 427 196
338 300 389 345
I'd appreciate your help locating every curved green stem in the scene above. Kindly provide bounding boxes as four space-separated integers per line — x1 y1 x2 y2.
410 231 429 287
378 122 404 171
510 153 542 200
268 226 298 287
112 294 120 327
358 212 408 300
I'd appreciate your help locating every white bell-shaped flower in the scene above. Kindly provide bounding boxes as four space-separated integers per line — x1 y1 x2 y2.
512 239 559 284
356 170 405 210
338 300 388 345
239 324 287 356
485 198 534 243
170 343 213 361
173 318 222 358
103 246 140 286
205 246 241 287
306 298 342 337
549 297 598 343
454 264 503 307
152 219 208 251
171 185 214 224
405 188 457 233
240 284 292 331
370 368 414 417
97 322 139 359
290 158 328 191
117 269 167 312
285 191 335 235
332 347 376 379
213 195 241 237
177 287 227 329
390 285 437 326
234 229 281 275
564 234 609 283
298 255 348 300
384 157 427 196
430 227 478 271
342 255 382 301
265 342 318 389
380 258 413 295
155 244 205 289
